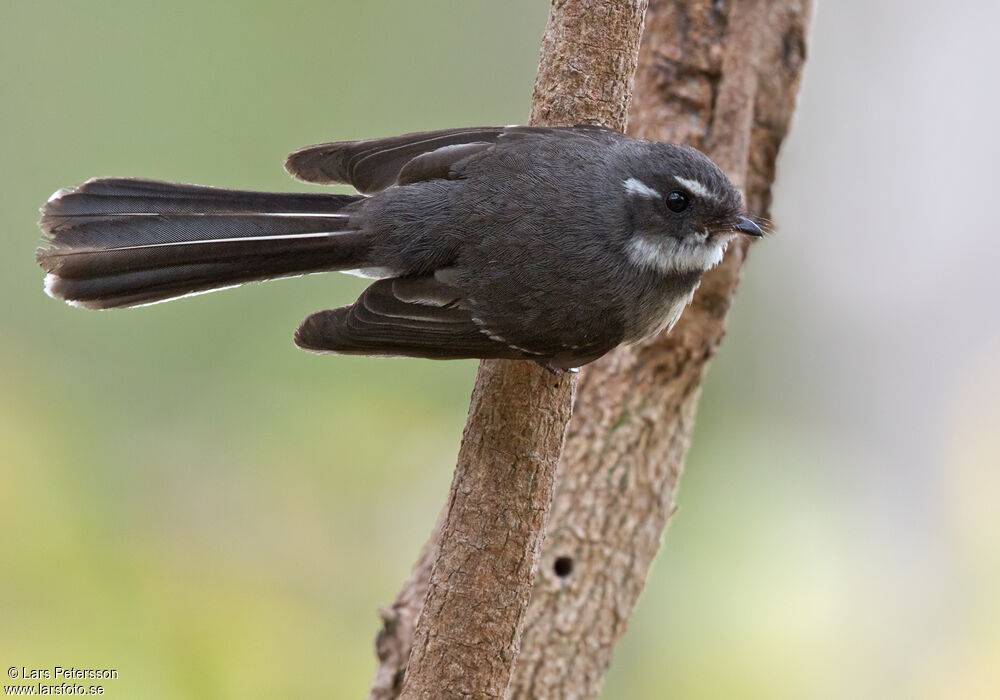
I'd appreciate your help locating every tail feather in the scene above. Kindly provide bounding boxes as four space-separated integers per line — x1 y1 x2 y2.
42 211 357 249
44 177 355 215
37 178 369 309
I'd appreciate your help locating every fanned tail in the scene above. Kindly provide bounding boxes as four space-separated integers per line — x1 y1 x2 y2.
37 178 368 309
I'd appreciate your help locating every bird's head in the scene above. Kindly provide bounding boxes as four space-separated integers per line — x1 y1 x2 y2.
622 143 763 275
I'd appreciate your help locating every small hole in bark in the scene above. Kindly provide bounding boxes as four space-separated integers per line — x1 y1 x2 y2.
553 556 574 578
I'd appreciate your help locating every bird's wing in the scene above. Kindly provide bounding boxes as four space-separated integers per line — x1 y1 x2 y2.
284 125 619 193
285 127 506 192
294 276 529 361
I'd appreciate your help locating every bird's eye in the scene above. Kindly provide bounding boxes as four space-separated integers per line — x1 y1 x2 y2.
665 191 689 213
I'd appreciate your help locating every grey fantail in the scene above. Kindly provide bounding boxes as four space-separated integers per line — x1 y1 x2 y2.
36 125 763 370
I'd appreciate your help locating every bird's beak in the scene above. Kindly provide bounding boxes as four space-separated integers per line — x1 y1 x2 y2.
732 216 764 237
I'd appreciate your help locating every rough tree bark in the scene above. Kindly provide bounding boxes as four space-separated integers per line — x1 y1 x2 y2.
372 0 812 698
375 2 651 700
509 1 813 698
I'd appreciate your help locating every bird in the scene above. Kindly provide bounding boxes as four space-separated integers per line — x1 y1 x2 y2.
36 124 763 370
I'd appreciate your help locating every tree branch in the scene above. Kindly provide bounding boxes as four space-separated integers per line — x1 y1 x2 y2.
372 2 650 699
397 363 575 700
508 1 813 698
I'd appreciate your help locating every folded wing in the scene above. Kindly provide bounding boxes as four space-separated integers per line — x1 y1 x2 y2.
284 127 508 192
284 124 619 193
294 276 528 361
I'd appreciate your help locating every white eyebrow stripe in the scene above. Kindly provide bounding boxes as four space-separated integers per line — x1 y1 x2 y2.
623 177 661 198
673 176 713 199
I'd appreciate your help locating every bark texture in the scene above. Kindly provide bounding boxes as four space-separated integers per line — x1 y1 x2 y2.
398 363 575 700
372 1 811 697
508 1 813 698
376 2 651 699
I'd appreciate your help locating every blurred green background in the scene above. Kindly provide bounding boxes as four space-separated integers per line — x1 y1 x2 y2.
2 1 998 698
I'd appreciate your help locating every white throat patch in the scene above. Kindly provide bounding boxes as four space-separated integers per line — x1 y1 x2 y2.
627 232 733 274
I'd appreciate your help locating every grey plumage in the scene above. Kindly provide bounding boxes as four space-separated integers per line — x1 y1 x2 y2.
37 125 761 368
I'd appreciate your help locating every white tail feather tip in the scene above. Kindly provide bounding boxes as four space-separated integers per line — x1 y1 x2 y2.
43 273 59 299
46 187 73 204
